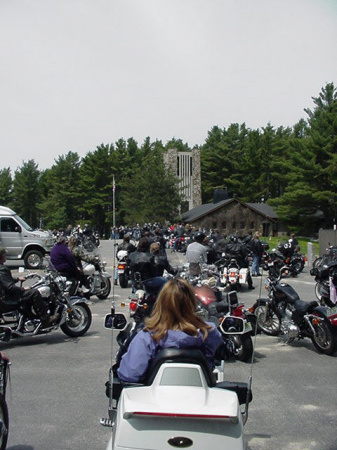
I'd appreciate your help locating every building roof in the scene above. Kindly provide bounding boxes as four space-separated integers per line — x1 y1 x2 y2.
181 198 277 223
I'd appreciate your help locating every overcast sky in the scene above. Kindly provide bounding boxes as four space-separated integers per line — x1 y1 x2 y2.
1 0 336 172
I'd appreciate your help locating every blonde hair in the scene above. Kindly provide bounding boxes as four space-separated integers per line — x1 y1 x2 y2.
144 278 211 343
68 235 77 250
149 242 161 254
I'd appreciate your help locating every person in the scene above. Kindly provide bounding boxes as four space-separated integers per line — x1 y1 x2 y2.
224 235 254 289
50 236 89 293
185 231 207 276
203 236 218 264
68 235 97 269
0 247 59 327
127 237 157 285
117 278 223 383
288 234 299 249
149 242 177 277
250 231 263 276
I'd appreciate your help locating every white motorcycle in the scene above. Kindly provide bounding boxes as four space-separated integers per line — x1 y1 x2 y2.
82 255 112 300
101 312 252 450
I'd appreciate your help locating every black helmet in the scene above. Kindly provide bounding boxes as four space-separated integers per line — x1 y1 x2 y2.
194 231 206 243
229 235 238 243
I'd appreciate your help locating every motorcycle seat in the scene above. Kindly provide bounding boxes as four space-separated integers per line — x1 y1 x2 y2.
293 299 319 315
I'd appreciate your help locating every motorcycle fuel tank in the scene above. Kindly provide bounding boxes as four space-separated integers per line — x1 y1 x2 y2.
194 285 217 306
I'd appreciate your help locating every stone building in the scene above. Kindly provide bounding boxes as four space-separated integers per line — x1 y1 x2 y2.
181 195 279 237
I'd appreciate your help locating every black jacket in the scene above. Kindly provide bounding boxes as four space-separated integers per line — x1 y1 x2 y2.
152 255 177 277
0 263 23 305
128 250 156 281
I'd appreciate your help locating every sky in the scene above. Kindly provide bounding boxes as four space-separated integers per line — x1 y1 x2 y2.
1 0 337 172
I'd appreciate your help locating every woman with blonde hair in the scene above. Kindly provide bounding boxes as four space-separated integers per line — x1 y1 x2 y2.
117 278 222 383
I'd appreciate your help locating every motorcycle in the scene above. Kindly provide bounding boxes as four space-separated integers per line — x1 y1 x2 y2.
82 255 111 299
310 261 337 307
220 255 251 289
250 266 337 355
194 278 256 362
115 249 131 288
0 270 93 341
101 312 252 450
0 351 10 450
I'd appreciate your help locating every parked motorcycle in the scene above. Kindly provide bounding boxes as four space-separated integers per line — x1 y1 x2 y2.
0 270 93 341
312 245 337 269
101 313 252 450
0 351 10 450
82 255 111 299
250 266 337 355
310 261 337 307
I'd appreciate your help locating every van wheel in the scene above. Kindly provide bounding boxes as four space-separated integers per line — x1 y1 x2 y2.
24 250 43 269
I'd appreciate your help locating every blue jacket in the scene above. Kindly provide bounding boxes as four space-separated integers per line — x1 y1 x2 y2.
117 323 222 383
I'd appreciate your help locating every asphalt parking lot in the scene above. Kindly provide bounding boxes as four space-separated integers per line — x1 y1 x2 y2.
2 240 337 450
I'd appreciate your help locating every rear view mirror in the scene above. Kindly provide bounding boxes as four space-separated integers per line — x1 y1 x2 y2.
104 313 128 331
219 316 245 334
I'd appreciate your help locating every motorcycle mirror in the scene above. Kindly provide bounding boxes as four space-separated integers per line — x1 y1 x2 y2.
219 316 245 334
104 313 128 331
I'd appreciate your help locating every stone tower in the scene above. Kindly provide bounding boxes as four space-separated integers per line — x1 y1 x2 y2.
164 148 202 211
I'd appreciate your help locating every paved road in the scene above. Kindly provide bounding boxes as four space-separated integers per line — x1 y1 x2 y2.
2 240 337 449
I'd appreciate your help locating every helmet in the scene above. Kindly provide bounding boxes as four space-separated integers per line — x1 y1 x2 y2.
229 235 238 243
194 231 206 243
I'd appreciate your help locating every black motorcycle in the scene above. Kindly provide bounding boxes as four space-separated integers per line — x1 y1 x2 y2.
0 271 93 342
0 350 10 450
250 266 337 355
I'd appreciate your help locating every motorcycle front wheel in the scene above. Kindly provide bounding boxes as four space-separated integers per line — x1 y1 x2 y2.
311 317 337 355
314 282 324 301
254 304 281 336
96 277 111 300
228 333 253 362
60 303 92 337
0 394 8 450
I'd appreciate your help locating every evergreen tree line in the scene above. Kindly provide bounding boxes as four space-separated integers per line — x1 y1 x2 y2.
0 83 336 237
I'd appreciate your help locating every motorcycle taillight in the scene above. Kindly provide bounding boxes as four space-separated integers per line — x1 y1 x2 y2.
129 301 138 312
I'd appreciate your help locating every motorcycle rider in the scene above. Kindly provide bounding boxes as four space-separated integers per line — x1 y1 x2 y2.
0 247 59 327
185 231 208 276
50 236 89 293
114 234 137 285
127 237 157 288
224 235 254 289
117 278 223 383
149 242 177 277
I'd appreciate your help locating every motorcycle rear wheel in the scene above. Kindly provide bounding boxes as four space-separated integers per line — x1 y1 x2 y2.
254 304 281 336
0 394 9 450
119 273 128 289
311 317 337 355
96 278 111 300
229 333 253 362
60 303 92 337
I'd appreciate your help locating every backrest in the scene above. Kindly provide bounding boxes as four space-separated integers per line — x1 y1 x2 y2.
145 348 215 387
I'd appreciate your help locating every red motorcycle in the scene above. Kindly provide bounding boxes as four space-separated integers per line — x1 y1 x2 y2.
194 280 256 362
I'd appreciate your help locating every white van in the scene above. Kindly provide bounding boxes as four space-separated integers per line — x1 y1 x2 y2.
0 205 55 269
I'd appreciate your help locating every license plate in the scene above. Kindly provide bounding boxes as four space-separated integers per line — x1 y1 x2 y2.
268 262 274 266
118 269 125 274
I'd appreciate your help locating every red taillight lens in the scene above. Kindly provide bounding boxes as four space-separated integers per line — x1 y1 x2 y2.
118 264 126 270
129 302 138 312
